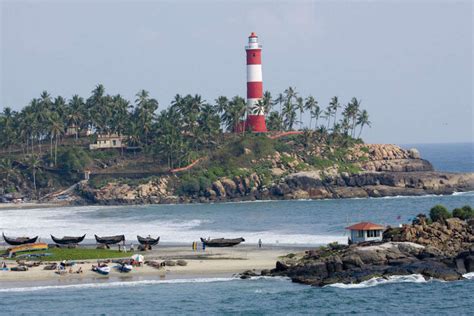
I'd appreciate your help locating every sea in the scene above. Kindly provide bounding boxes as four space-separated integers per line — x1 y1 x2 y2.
0 142 473 315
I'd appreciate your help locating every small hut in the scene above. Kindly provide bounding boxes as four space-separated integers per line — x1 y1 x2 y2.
346 222 384 244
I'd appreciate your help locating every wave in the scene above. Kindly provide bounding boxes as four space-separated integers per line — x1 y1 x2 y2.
463 272 474 280
326 274 427 289
0 277 237 293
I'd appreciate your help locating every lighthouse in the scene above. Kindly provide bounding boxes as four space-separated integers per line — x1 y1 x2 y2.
245 32 267 132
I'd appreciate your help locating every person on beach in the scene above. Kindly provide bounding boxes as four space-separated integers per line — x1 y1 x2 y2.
1 262 7 270
76 267 83 274
258 239 262 248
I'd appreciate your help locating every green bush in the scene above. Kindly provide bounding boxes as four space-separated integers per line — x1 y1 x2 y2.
452 205 474 220
57 147 91 172
180 176 200 195
429 204 451 222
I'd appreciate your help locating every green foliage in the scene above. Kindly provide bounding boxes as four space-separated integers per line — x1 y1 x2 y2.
452 205 474 220
308 157 333 170
429 204 451 222
360 146 369 153
57 147 91 172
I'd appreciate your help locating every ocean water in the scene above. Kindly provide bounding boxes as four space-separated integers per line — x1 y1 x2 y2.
1 143 473 315
400 142 473 173
1 276 473 315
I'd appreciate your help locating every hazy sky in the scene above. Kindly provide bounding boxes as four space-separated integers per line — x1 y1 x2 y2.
1 0 472 144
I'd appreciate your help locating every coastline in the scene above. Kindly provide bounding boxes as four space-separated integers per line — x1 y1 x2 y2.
1 190 473 210
0 245 301 289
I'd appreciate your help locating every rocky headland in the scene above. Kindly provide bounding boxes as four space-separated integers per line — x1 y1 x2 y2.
251 216 474 286
75 144 474 205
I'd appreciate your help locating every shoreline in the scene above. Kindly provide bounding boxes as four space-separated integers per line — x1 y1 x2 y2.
0 245 304 289
1 190 472 210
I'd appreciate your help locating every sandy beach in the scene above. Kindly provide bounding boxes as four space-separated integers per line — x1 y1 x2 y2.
0 244 305 288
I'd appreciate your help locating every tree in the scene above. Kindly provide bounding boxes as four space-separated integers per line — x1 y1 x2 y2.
134 89 159 145
329 96 340 129
429 204 451 222
296 96 304 129
357 109 371 138
304 96 318 129
26 154 42 196
66 95 85 139
452 205 474 220
266 111 283 131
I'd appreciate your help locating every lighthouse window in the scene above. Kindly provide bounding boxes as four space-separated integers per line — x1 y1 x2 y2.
253 53 256 57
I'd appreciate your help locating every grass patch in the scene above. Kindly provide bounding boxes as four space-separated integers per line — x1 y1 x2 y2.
17 247 128 262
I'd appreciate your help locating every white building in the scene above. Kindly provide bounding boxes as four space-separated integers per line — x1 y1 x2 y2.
89 134 126 150
346 222 385 244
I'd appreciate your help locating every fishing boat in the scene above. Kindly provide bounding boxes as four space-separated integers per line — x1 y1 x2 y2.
51 234 86 245
137 235 160 246
200 237 245 247
92 264 110 275
116 263 133 273
8 243 48 255
2 233 38 246
94 234 125 245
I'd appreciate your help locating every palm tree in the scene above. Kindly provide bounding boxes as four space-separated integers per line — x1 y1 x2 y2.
49 112 64 166
135 89 159 145
266 111 283 131
357 109 371 138
0 158 18 184
329 96 340 129
296 96 304 129
262 91 273 115
304 96 318 129
282 101 297 131
323 105 332 129
66 95 85 139
26 155 41 197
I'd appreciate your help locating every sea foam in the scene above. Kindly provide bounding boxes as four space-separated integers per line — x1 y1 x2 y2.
326 274 427 289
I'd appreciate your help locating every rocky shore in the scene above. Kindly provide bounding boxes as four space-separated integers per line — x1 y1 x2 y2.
255 217 474 286
75 144 474 205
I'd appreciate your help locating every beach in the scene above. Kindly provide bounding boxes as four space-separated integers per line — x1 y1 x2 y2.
0 244 303 288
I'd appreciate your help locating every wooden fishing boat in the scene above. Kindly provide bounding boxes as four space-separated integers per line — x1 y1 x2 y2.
137 235 160 246
51 234 86 245
2 233 38 246
94 234 125 245
200 237 245 247
8 243 48 255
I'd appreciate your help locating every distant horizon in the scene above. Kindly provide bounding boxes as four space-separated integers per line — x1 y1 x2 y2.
1 1 472 144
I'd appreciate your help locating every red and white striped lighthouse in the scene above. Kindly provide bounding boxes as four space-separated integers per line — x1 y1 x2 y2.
245 32 267 133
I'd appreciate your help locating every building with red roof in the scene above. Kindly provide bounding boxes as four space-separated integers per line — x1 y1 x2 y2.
346 222 385 244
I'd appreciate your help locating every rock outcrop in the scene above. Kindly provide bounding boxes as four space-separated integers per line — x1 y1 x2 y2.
263 218 474 286
75 144 474 205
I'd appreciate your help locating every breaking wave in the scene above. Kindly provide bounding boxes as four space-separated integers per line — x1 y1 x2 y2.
327 274 427 289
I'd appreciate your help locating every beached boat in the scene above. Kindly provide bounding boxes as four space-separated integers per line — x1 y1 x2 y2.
51 234 86 245
2 233 38 246
137 235 160 246
8 243 48 255
116 263 133 273
200 237 245 247
94 234 125 245
92 264 110 275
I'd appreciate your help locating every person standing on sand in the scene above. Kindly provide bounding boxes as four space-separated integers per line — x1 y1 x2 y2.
258 239 262 248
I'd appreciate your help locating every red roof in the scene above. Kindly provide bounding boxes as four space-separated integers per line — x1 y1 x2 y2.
249 32 257 38
345 222 385 231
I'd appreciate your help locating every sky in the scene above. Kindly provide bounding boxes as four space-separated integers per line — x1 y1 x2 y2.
1 0 472 144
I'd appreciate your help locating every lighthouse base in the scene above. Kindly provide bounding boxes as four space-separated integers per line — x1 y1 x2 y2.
246 115 267 133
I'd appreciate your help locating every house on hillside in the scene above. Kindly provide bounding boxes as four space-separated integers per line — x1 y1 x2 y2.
89 134 127 150
346 222 385 244
65 125 92 137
